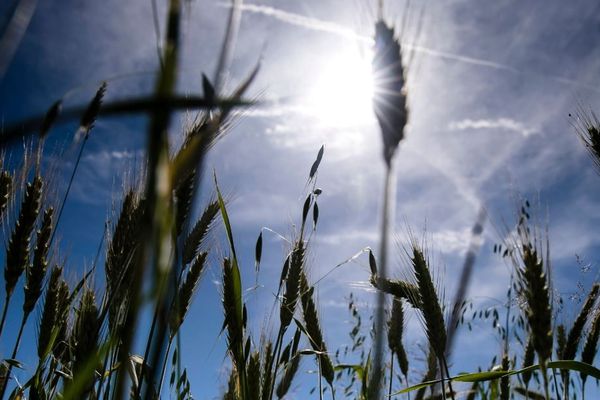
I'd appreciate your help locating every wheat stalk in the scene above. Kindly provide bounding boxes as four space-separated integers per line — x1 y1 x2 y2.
564 283 599 360
71 288 99 398
261 341 274 400
500 353 510 400
387 297 408 399
247 351 261 400
275 353 300 399
182 200 219 265
0 171 12 222
105 190 145 334
521 332 536 390
37 265 63 359
581 310 600 391
371 15 409 397
280 240 304 330
387 298 409 378
23 207 53 316
0 175 43 337
299 271 334 388
515 241 553 399
560 283 600 398
169 251 207 337
0 207 56 399
53 279 70 364
370 274 421 309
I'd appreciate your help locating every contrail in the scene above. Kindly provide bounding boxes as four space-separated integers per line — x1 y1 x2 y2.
234 3 370 44
230 3 600 94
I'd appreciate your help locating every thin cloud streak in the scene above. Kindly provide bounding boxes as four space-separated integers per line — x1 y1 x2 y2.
449 118 539 138
233 3 370 43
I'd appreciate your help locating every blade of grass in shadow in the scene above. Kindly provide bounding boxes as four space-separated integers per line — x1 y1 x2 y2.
116 0 181 398
446 208 485 358
0 96 252 149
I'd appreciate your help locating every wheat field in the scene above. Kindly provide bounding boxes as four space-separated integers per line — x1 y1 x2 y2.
0 1 599 399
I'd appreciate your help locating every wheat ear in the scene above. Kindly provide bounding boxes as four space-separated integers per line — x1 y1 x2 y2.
581 310 600 389
0 175 43 337
371 17 408 398
23 207 54 316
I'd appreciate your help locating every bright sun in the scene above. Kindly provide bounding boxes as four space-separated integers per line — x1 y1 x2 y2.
305 47 375 127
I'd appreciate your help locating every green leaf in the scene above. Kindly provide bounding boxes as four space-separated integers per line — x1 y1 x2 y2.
453 370 511 382
393 360 600 396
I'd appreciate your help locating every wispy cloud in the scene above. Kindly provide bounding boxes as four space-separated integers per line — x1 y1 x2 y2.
70 149 142 205
233 3 600 94
448 118 539 137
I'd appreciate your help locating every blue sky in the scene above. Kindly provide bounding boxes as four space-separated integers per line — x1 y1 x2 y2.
1 0 600 398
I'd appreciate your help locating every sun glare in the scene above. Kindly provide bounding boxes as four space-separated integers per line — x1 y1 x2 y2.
306 47 375 127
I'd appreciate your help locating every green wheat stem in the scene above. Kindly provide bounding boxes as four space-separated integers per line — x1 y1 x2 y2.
318 356 323 400
0 313 27 398
372 163 394 397
442 356 456 400
389 351 394 399
0 295 9 339
135 300 160 399
48 131 88 248
438 358 447 400
267 328 285 400
156 338 174 397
